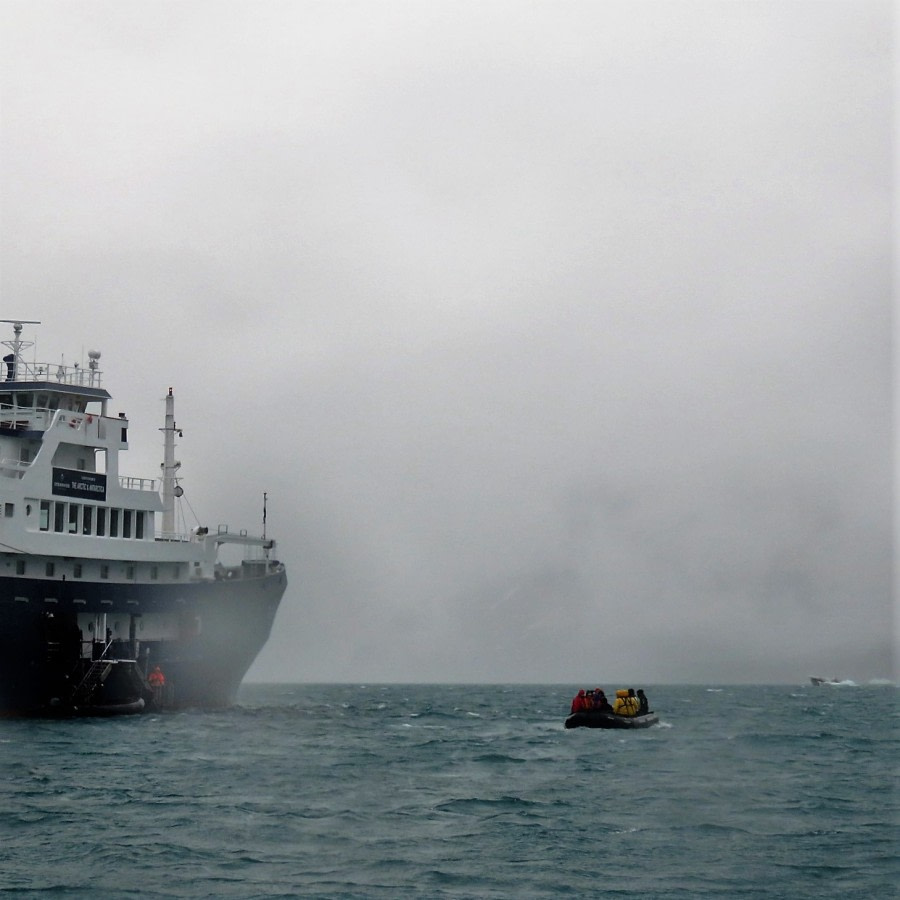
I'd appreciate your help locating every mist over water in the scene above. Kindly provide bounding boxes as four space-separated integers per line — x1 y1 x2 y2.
1 3 894 684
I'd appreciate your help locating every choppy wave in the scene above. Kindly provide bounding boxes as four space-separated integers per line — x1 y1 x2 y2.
1 683 896 898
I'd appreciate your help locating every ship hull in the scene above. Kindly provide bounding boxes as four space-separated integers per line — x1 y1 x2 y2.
0 566 286 715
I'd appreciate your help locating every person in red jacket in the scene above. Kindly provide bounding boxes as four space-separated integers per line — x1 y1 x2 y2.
570 689 587 714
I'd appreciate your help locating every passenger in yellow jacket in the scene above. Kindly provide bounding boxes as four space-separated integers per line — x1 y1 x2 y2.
613 688 639 716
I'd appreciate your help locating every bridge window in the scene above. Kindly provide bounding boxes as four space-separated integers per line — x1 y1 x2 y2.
39 500 49 531
109 509 119 538
82 505 92 535
96 507 106 536
68 504 79 533
16 559 25 575
122 510 132 539
53 503 65 533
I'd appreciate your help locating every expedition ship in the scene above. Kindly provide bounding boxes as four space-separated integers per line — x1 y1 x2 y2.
0 320 286 715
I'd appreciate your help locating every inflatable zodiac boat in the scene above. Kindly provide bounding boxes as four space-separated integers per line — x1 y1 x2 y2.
565 710 659 729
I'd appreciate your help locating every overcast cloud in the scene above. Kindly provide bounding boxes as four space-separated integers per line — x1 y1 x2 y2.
0 1 894 683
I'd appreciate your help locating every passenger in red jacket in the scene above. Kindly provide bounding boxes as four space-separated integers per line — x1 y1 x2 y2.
570 689 587 714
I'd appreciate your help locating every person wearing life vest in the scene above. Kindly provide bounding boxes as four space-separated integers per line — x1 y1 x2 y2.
148 666 166 688
571 689 587 714
613 688 639 716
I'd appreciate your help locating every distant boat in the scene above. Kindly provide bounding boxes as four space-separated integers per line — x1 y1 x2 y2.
810 676 848 686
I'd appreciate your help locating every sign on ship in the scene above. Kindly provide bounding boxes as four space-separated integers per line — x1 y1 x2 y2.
52 467 108 501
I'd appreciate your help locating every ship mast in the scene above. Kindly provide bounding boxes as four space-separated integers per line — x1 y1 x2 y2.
0 320 40 380
160 387 181 535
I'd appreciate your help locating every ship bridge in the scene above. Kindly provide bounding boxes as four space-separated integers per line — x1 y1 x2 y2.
0 321 111 431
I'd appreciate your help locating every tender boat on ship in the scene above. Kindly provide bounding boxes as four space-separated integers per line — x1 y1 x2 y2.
0 320 287 715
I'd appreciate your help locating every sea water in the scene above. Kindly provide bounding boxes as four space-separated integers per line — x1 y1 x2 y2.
1 684 897 898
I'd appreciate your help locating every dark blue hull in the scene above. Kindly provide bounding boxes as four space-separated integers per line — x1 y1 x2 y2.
0 565 286 715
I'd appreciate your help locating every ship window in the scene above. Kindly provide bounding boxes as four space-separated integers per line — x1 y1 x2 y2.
19 448 30 463
45 562 54 577
135 511 145 540
96 507 106 536
150 565 158 580
109 509 119 537
126 565 135 579
76 458 85 471
68 504 79 533
0 393 11 410
73 563 82 579
173 564 181 579
122 510 132 539
16 393 34 410
4 502 13 517
36 394 49 410
53 503 65 533
16 559 25 575
82 505 93 535
39 500 50 531
100 564 109 579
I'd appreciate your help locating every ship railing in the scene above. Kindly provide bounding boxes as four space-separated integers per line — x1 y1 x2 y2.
0 457 30 479
214 557 282 580
155 530 191 543
5 358 103 388
119 475 159 492
215 563 244 580
69 640 116 701
0 407 50 430
212 524 274 549
0 408 104 434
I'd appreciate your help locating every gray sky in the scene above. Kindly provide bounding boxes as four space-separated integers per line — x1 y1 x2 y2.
1 1 894 683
